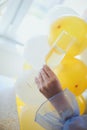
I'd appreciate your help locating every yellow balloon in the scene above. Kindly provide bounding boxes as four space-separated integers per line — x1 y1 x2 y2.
48 16 87 56
16 96 25 107
76 95 86 115
20 105 44 130
16 96 25 130
54 56 87 96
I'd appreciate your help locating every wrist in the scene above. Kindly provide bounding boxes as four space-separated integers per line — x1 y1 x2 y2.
49 89 79 120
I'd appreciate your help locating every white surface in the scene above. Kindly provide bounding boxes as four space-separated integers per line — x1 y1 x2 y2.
0 47 23 78
24 35 50 69
0 75 20 130
63 0 87 16
15 69 46 105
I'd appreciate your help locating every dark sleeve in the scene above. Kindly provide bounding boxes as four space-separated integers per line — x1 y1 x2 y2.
63 115 87 130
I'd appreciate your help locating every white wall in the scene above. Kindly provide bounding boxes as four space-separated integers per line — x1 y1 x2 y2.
0 45 24 78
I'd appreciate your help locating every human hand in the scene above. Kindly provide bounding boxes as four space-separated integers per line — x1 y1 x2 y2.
35 65 62 99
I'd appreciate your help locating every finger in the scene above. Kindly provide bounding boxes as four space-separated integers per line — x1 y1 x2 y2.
38 72 47 89
39 72 51 96
39 72 44 82
43 65 55 78
35 77 41 89
39 71 49 89
36 75 50 98
35 77 39 84
41 69 49 81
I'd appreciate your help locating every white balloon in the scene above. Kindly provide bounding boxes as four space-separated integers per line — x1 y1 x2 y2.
24 35 50 69
15 69 46 105
46 5 79 26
